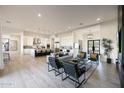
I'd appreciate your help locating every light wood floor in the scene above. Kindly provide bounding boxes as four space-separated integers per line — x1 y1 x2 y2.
0 55 120 88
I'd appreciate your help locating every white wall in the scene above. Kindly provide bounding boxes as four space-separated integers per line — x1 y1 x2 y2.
58 32 73 47
56 19 118 63
23 33 50 48
73 25 101 52
1 26 51 55
24 36 33 46
1 26 23 55
70 25 101 58
100 19 118 62
50 33 74 50
2 35 21 55
1 19 118 63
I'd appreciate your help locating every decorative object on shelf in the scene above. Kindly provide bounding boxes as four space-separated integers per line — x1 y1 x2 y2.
33 38 41 45
37 38 41 44
102 38 113 63
9 40 18 51
33 38 42 50
33 38 37 45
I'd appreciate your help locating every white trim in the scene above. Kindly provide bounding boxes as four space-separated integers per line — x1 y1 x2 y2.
0 23 4 69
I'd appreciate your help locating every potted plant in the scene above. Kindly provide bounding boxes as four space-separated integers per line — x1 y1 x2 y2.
102 38 113 63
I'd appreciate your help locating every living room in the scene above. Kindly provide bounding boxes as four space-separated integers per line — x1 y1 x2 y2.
0 5 122 88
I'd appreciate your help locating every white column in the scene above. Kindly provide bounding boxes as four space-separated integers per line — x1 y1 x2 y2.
72 31 78 58
0 23 4 69
20 32 24 55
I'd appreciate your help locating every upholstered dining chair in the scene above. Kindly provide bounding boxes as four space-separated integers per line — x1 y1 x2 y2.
78 52 87 61
89 53 99 64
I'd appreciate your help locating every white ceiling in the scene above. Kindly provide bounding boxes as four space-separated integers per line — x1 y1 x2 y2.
0 5 117 35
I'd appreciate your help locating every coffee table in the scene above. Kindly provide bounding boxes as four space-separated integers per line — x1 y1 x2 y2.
68 57 93 72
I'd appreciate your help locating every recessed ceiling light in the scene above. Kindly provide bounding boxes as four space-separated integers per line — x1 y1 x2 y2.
68 26 71 29
97 18 101 21
38 13 42 17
